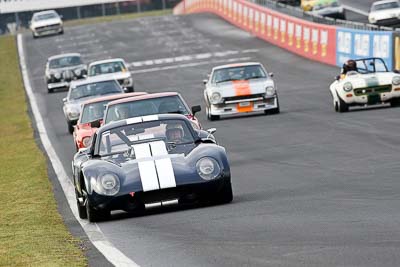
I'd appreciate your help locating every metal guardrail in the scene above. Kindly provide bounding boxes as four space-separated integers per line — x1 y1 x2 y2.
252 0 398 31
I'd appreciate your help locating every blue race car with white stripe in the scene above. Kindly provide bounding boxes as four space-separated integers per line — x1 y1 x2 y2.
72 114 233 222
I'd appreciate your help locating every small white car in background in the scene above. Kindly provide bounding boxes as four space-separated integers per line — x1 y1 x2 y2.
329 57 400 112
30 10 63 38
87 58 134 92
203 62 279 121
368 0 400 25
311 0 345 20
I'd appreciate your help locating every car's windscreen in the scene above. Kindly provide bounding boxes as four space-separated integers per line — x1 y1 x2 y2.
212 65 267 83
80 100 110 124
89 61 126 76
34 13 58 21
355 58 388 74
49 56 82 69
98 119 194 156
371 1 399 11
104 95 189 124
69 81 122 101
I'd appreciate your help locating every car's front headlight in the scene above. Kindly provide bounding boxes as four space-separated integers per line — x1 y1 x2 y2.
343 82 353 92
54 72 61 79
210 92 222 104
369 16 376 23
82 136 92 148
94 173 120 196
266 86 275 96
196 157 221 180
74 68 82 77
123 78 131 86
392 76 400 86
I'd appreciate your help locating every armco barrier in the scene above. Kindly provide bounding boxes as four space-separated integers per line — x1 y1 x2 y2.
173 0 395 69
336 28 393 70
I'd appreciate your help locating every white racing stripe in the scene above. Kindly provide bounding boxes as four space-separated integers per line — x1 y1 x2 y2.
17 34 139 267
134 143 160 192
150 141 176 189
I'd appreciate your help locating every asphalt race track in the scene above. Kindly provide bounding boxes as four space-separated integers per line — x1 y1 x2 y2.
22 13 400 267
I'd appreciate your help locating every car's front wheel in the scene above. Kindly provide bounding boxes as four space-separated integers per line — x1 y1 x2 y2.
67 121 74 134
215 182 233 204
75 191 87 219
206 106 220 121
390 98 400 107
337 94 349 113
86 198 110 223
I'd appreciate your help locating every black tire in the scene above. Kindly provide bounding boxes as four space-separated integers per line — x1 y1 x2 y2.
206 106 220 121
215 182 233 204
76 191 87 219
334 100 339 112
67 121 74 134
390 98 400 107
32 33 37 39
47 87 53 93
338 94 349 113
86 198 110 223
265 106 280 115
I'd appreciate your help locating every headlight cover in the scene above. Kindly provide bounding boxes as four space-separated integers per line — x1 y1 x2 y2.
54 72 61 79
82 136 92 148
196 157 221 180
74 68 82 77
266 86 275 96
95 173 120 196
123 78 131 86
343 82 353 92
392 76 400 86
210 92 222 104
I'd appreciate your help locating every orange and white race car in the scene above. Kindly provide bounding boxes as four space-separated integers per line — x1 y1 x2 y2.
203 62 280 121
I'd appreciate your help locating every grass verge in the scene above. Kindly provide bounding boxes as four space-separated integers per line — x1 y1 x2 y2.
0 36 86 266
64 9 172 27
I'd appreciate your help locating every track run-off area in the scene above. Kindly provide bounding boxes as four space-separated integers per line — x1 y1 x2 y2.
20 12 400 267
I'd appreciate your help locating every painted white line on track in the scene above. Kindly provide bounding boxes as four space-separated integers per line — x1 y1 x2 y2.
130 57 253 74
342 5 369 17
127 49 258 68
17 34 139 267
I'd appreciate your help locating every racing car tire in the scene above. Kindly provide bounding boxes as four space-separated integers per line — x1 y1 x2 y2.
215 182 233 204
390 98 400 107
67 121 74 134
265 106 280 115
47 87 53 93
76 191 87 219
206 106 220 121
86 198 110 222
338 94 349 113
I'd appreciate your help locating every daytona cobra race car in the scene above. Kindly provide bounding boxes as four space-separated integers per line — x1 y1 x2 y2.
72 114 233 222
204 62 279 120
329 57 400 112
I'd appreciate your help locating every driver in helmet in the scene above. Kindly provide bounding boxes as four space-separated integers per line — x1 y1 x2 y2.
341 59 358 78
115 105 130 121
166 123 185 143
89 104 103 120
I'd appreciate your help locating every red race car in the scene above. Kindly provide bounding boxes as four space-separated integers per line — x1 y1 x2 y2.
103 92 202 129
73 92 147 150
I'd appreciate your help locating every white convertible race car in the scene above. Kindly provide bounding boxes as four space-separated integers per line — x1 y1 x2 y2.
203 62 279 120
330 57 400 112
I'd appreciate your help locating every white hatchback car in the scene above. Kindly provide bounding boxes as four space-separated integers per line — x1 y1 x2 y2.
30 10 63 38
368 0 400 25
329 58 400 112
203 62 279 121
88 58 134 92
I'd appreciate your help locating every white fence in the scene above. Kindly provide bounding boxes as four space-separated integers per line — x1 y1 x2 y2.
0 0 131 14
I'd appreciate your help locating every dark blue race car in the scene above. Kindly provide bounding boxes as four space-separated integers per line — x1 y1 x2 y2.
72 114 233 222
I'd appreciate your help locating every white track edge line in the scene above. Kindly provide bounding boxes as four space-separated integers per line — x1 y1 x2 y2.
17 34 140 267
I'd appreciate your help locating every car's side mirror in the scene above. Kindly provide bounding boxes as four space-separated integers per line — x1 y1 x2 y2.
203 79 208 85
90 119 101 128
269 72 274 78
62 97 67 103
191 105 201 115
207 128 216 134
335 75 340 81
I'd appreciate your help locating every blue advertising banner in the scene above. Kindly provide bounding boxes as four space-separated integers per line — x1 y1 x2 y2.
336 28 393 70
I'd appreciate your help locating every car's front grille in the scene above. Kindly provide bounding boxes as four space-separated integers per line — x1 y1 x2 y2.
223 93 265 103
353 85 392 96
36 24 61 31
